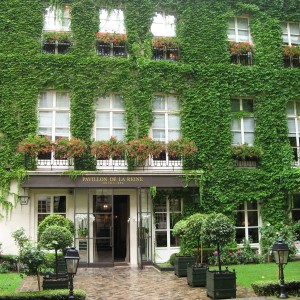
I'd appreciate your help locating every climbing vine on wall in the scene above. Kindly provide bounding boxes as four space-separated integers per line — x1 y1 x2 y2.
1 0 300 227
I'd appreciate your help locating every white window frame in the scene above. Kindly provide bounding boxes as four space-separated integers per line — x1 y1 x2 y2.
227 16 251 43
151 11 176 37
236 201 260 246
151 95 180 143
155 197 182 249
282 22 300 46
37 194 67 225
231 98 255 145
287 100 300 165
99 9 125 34
43 4 71 32
38 90 71 142
94 94 126 141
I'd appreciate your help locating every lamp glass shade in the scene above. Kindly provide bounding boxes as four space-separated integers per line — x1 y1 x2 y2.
64 247 80 275
272 240 289 264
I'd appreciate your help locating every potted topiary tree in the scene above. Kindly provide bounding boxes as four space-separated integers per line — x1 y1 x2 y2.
172 219 196 277
39 225 73 290
203 213 236 299
185 213 208 287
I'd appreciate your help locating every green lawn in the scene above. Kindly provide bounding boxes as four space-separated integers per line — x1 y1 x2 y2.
0 273 22 293
211 261 300 288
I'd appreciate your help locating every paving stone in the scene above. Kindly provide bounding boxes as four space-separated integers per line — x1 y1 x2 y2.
16 266 274 300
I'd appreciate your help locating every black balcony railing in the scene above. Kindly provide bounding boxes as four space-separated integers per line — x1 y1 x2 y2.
153 47 179 61
230 53 253 66
97 42 127 58
42 41 71 54
283 55 300 68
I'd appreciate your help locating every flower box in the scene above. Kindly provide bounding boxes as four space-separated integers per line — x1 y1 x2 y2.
174 255 196 277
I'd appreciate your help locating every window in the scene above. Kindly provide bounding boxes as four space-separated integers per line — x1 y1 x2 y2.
291 194 300 222
282 22 300 46
44 5 71 31
95 94 125 141
151 11 176 37
227 17 251 42
152 95 180 143
38 91 70 142
99 9 125 34
231 98 255 145
37 195 66 224
155 197 181 247
236 201 259 244
287 100 300 164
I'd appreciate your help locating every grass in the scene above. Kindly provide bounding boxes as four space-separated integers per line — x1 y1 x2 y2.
0 273 23 293
210 261 300 288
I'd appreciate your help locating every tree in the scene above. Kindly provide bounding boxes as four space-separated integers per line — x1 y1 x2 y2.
173 219 189 255
203 213 235 272
39 225 73 279
185 213 207 265
12 227 29 273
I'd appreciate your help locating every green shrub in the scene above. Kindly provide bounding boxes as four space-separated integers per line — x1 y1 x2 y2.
169 253 177 266
251 280 300 297
0 255 18 272
0 289 86 299
38 215 75 239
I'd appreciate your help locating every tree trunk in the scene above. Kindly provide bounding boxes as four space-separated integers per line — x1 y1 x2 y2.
217 243 221 272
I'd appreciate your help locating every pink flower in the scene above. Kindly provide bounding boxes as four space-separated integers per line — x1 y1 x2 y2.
213 250 218 255
236 250 241 255
229 252 233 256
256 249 259 253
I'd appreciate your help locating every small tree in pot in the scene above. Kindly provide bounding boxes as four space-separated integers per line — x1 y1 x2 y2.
172 219 196 277
203 213 236 299
185 213 208 287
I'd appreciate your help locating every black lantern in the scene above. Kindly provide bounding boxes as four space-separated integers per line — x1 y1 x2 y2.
64 247 80 300
272 239 289 299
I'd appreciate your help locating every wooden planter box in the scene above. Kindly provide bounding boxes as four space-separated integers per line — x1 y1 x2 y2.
206 270 236 299
187 264 208 287
174 255 195 277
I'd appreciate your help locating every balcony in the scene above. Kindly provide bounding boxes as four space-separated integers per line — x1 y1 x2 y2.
229 41 254 66
42 31 72 55
283 55 300 68
97 42 127 58
230 53 253 66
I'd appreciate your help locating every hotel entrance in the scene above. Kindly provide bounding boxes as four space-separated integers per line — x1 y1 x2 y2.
75 189 130 266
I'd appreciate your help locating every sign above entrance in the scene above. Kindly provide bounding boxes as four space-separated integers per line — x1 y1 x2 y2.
22 173 197 188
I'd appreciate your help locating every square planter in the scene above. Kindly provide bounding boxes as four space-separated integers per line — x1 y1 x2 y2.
206 270 236 299
42 277 69 290
187 264 208 287
174 255 196 277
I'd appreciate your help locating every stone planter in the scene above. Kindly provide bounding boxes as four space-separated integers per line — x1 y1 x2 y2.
174 255 196 277
206 270 236 299
187 264 208 287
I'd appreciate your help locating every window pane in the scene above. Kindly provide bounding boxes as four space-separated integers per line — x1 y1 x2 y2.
288 119 296 133
153 130 165 142
281 22 288 34
96 129 110 140
38 196 51 213
153 96 165 110
236 228 245 243
227 29 236 40
237 18 248 30
170 198 181 211
293 195 300 208
168 130 180 141
167 96 179 110
39 111 52 127
168 115 180 129
243 118 254 131
292 210 300 221
96 112 110 127
170 234 180 247
156 232 167 247
287 101 295 115
53 196 66 213
96 97 110 109
231 119 241 130
56 92 70 108
238 30 249 41
244 133 254 145
248 211 258 226
291 35 300 44
242 100 254 112
113 113 125 127
112 94 124 109
247 201 257 210
290 23 300 35
170 213 181 229
113 129 125 140
56 112 69 127
153 114 165 128
248 228 259 243
99 9 125 34
232 133 241 144
39 92 53 108
228 18 235 28
236 211 245 227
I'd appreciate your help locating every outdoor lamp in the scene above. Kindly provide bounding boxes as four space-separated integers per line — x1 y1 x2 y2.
272 239 289 299
64 247 80 300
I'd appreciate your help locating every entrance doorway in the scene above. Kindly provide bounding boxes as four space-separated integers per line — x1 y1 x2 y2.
114 195 130 262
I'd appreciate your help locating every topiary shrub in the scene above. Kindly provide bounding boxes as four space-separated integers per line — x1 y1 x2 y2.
39 225 73 279
203 213 235 272
38 214 75 239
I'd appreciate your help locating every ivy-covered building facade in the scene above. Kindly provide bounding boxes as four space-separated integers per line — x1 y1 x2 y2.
1 0 300 267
